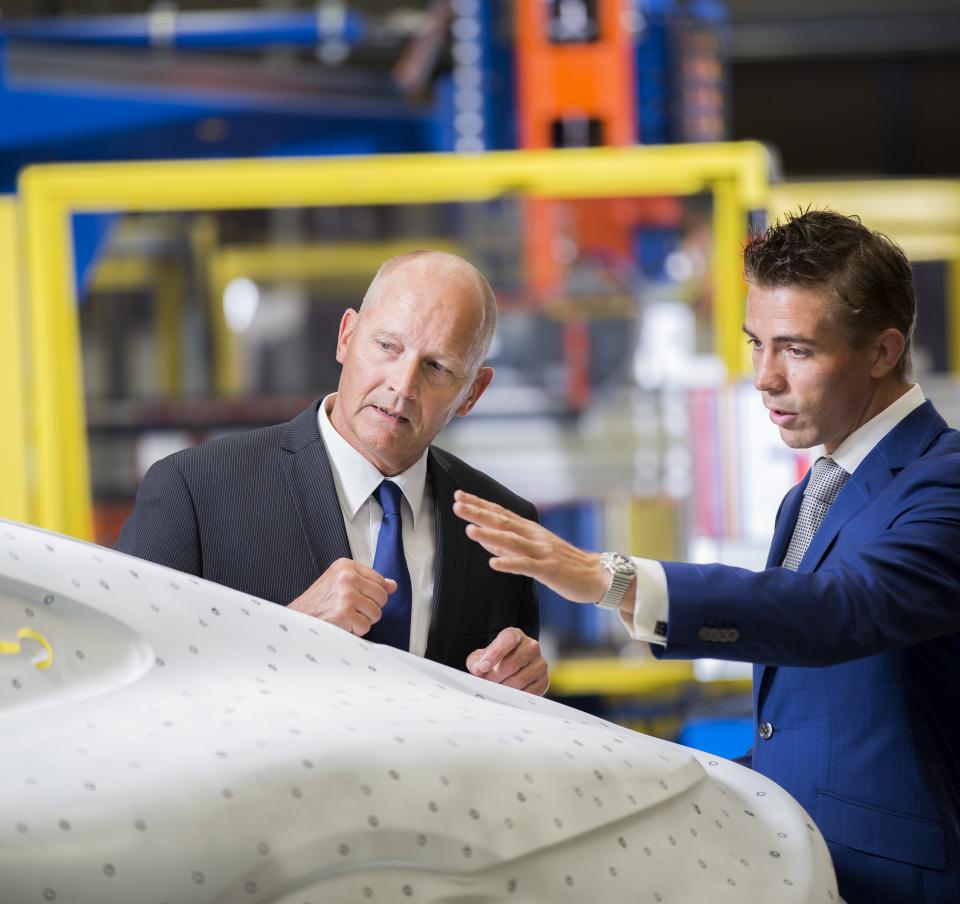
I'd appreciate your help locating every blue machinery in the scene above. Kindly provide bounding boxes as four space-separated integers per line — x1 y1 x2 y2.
0 1 729 190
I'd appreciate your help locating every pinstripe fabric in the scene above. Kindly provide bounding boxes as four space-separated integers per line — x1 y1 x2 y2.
116 400 539 672
425 449 470 666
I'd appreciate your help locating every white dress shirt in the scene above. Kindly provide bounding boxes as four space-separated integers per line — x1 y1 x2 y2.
317 394 435 656
624 383 926 644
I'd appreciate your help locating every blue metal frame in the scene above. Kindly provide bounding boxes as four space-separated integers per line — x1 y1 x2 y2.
1 9 365 50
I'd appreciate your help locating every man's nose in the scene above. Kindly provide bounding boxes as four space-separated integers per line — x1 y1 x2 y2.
387 353 420 398
753 351 785 393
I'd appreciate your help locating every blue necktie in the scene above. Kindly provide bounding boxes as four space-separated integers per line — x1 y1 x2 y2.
366 480 412 650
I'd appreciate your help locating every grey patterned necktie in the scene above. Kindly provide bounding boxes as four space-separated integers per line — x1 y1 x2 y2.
781 457 850 571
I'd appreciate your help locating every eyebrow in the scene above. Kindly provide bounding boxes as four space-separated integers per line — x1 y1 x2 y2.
742 325 821 346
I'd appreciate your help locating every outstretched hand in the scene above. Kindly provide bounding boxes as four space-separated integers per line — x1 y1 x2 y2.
452 490 608 604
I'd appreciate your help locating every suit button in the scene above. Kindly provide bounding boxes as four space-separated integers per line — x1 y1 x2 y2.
698 627 711 642
759 722 774 741
729 628 739 642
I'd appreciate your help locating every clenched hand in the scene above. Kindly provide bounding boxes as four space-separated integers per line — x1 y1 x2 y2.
289 558 397 636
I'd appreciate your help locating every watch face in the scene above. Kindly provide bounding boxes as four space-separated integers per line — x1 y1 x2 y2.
603 552 634 575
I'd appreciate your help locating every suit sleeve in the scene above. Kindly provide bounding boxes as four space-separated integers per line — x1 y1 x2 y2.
115 457 202 576
657 482 960 667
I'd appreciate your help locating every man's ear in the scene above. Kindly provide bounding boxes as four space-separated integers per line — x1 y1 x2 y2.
335 309 360 364
870 328 906 379
456 367 494 417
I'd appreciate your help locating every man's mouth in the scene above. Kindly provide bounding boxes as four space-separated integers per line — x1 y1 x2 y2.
767 406 798 426
373 405 410 424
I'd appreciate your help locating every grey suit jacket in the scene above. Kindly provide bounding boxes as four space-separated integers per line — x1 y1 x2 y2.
115 400 539 671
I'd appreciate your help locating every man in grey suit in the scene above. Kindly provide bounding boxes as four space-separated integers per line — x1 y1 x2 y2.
117 250 547 694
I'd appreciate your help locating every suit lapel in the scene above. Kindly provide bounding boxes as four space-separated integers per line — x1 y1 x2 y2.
756 400 948 713
766 481 806 569
424 448 468 665
278 401 352 574
757 479 806 711
798 400 947 574
796 454 887 573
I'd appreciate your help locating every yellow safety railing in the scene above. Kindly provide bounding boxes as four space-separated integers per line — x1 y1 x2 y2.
18 143 774 539
0 197 29 523
87 255 187 396
549 656 750 697
208 239 465 393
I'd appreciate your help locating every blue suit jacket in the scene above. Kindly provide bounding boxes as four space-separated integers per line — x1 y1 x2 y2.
657 400 960 903
116 401 539 672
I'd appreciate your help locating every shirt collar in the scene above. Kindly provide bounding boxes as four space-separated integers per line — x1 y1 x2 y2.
826 383 925 475
317 393 429 529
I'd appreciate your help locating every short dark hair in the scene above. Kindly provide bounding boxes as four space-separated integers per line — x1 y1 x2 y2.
743 208 915 376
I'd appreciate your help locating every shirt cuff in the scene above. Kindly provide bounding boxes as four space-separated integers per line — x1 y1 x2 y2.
618 558 668 646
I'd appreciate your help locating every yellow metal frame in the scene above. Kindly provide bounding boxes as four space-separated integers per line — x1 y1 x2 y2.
551 657 694 696
0 197 29 523
208 239 464 394
19 143 772 539
87 255 186 396
769 180 960 371
83 236 467 400
549 656 750 697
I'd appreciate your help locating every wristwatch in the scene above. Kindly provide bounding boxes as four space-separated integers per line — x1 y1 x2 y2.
595 552 637 611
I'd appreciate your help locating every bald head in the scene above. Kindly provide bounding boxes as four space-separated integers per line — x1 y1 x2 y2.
360 250 498 373
331 249 497 475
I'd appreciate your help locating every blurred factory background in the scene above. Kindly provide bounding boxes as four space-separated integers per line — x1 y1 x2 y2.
2 0 959 755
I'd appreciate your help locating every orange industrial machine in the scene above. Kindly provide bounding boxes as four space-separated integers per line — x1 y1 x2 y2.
515 0 637 150
515 0 684 408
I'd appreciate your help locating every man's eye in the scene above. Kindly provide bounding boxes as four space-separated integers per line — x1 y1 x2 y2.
787 347 809 358
745 337 760 349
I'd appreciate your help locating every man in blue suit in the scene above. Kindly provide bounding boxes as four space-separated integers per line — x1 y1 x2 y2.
455 210 960 902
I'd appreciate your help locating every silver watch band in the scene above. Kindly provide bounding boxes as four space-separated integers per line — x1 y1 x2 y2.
596 552 636 611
